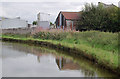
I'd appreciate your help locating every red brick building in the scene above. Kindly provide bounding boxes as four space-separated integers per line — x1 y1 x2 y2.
55 11 81 30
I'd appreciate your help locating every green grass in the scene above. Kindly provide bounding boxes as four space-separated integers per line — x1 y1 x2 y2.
1 31 119 72
33 31 118 53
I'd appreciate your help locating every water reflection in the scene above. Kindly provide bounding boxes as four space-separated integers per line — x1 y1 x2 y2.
56 57 80 70
56 57 96 77
2 42 117 77
37 56 40 63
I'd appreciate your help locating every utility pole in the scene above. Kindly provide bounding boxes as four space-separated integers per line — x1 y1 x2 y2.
72 21 74 30
118 1 120 8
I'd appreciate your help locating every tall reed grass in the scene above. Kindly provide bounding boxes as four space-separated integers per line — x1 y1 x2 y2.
33 30 118 53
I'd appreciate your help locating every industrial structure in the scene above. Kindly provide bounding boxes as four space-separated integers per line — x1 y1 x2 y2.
37 12 50 29
0 17 28 29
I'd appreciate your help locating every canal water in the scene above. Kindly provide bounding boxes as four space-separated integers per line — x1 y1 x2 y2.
1 42 116 77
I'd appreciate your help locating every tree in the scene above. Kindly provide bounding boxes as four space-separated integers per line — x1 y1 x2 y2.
77 3 120 32
33 21 37 25
50 22 53 26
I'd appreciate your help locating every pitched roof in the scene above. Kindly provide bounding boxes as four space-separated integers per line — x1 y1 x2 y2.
98 2 117 8
61 12 80 20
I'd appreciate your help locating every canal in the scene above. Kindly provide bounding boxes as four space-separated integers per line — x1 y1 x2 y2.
1 42 116 77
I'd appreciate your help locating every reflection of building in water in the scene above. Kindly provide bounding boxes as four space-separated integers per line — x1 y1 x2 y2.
37 56 40 63
56 57 95 77
56 57 80 70
2 42 47 60
2 44 28 58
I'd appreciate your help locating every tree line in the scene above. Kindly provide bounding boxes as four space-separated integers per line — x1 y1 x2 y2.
76 3 120 32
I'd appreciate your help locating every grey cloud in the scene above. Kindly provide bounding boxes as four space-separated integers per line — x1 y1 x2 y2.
1 1 118 23
2 2 83 23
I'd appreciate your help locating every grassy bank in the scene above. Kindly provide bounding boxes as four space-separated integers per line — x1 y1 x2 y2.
1 30 119 74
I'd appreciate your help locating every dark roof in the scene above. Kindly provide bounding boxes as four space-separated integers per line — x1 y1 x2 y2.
61 12 81 20
98 2 117 7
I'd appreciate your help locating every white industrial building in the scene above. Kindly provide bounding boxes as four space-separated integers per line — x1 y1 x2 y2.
37 12 50 29
0 17 28 29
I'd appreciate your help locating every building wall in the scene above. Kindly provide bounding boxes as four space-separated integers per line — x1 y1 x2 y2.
59 13 62 27
66 20 72 29
56 16 60 28
37 21 50 29
2 27 35 34
37 12 50 21
56 17 75 30
55 12 77 30
56 13 66 29
66 20 75 30
1 18 28 29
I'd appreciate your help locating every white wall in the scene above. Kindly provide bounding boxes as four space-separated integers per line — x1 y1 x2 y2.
59 13 62 27
37 12 50 21
1 18 28 29
37 21 50 29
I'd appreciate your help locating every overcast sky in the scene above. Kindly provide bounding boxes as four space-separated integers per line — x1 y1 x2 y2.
0 0 119 23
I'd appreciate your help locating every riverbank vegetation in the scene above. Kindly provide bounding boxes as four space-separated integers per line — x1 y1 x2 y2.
33 30 119 72
2 30 119 74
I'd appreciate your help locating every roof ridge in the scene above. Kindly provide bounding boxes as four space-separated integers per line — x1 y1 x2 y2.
60 11 80 20
61 11 80 13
